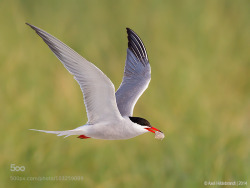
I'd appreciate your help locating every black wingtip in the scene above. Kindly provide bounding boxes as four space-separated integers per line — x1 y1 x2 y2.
126 27 136 38
126 27 132 32
25 22 32 27
26 23 37 31
126 27 148 64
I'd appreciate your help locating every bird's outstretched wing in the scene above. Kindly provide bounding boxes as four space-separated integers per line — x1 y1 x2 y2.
115 28 151 117
27 23 122 124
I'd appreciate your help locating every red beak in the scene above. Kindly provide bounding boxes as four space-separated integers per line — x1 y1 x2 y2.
145 126 160 133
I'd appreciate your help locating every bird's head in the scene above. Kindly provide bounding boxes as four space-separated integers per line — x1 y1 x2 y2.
129 117 165 140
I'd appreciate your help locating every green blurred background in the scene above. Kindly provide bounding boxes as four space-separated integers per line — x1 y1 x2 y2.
0 0 249 187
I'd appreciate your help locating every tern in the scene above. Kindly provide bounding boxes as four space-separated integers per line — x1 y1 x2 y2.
27 23 164 140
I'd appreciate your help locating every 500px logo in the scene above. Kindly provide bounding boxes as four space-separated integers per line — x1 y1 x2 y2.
10 164 25 172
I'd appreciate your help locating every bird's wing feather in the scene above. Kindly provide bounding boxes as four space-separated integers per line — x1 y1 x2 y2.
115 28 151 117
27 23 122 124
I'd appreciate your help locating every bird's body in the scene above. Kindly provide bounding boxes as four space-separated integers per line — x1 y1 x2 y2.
27 23 164 140
33 117 147 140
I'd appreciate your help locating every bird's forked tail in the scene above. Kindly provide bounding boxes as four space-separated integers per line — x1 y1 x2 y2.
29 129 87 138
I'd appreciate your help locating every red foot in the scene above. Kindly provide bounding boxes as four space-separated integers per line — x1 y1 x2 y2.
77 135 91 139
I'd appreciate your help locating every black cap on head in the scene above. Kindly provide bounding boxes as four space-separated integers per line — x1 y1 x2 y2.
129 117 151 127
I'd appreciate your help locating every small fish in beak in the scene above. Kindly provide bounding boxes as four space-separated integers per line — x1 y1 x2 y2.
155 131 165 140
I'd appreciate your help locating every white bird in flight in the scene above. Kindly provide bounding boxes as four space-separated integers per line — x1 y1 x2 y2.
27 23 164 140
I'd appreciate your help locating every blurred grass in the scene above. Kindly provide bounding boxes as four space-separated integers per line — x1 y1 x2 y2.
0 0 249 187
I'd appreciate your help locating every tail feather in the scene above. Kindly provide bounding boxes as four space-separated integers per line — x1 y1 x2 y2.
29 129 82 138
